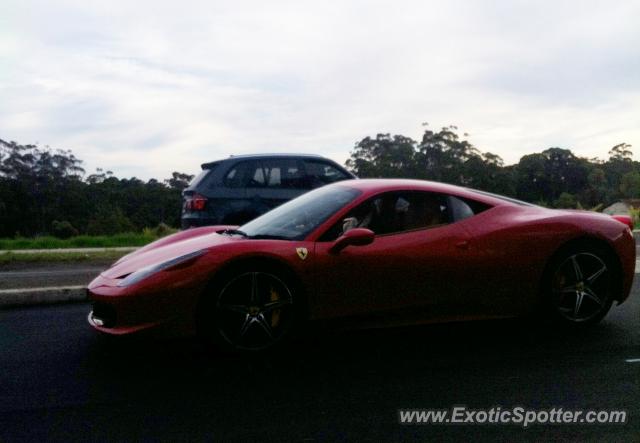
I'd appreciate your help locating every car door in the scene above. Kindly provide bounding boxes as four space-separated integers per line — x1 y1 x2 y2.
311 191 480 322
214 160 254 223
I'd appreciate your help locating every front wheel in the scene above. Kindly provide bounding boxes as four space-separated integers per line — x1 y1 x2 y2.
543 246 615 327
197 269 300 353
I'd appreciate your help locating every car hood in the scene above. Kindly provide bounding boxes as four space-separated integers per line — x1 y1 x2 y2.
102 232 236 279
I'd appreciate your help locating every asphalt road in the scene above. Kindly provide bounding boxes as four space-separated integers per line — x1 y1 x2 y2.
1 280 639 442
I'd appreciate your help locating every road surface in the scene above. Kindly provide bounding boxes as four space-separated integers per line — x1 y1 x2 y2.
1 281 639 442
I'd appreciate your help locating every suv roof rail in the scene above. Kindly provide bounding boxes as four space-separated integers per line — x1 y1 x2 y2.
227 153 328 159
201 153 334 169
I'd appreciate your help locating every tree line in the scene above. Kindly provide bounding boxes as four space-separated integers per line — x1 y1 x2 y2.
347 125 637 210
0 125 637 238
0 139 193 238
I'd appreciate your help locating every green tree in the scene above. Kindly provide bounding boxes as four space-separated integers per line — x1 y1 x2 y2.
165 171 195 190
0 138 193 237
514 148 588 203
346 125 507 195
86 206 135 235
346 134 419 178
554 192 577 209
609 143 633 161
603 143 635 197
418 125 479 184
619 171 640 198
581 167 611 207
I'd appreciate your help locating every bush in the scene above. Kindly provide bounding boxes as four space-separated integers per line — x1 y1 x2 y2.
629 207 640 229
554 192 577 209
142 223 177 238
154 222 175 237
51 220 79 239
0 233 159 250
87 207 136 236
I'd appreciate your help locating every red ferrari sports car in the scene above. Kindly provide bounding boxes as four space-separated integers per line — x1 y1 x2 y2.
88 179 635 352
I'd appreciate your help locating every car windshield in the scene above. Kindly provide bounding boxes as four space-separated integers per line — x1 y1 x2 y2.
238 185 361 240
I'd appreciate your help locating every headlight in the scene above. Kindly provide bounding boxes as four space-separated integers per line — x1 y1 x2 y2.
117 249 206 287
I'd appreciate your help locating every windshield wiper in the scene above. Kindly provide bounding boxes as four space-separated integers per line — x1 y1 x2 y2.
247 234 291 240
222 229 249 237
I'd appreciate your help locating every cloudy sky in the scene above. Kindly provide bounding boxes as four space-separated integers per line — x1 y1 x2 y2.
1 0 639 180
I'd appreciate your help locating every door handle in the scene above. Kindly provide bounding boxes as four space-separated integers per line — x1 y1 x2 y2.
455 240 470 250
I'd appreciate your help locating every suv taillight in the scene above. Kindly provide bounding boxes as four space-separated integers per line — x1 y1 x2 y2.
184 193 208 212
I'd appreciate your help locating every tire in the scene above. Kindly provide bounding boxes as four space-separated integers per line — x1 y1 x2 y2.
197 265 303 353
541 243 616 328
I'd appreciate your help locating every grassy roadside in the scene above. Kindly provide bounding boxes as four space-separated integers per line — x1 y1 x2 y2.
0 249 129 265
0 233 159 250
0 227 179 264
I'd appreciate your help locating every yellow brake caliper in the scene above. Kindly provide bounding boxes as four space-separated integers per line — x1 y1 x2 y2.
269 286 281 328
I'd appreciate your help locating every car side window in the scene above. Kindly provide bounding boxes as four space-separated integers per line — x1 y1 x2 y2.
255 159 305 188
448 195 490 222
224 159 306 189
303 160 350 188
320 191 451 241
223 161 255 188
448 196 474 221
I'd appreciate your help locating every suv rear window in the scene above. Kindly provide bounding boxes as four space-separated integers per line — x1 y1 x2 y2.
189 168 214 188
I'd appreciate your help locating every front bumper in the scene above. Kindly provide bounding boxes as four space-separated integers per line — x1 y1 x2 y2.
613 228 636 304
87 273 204 336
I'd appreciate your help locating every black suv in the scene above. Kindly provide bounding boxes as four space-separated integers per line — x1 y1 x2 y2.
181 154 356 228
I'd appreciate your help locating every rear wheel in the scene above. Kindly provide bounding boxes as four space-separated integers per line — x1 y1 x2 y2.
198 268 299 353
543 246 615 327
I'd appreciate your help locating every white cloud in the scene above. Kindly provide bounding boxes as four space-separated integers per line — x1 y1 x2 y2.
1 0 639 179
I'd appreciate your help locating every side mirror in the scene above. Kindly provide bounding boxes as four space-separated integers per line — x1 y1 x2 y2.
329 228 374 254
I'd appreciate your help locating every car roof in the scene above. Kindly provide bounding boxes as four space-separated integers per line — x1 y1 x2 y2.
201 153 341 169
228 153 330 159
333 178 526 207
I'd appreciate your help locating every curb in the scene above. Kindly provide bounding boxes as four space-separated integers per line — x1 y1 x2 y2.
0 286 86 308
1 247 138 254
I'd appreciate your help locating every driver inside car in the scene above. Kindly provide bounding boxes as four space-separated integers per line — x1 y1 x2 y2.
341 196 412 235
339 193 449 237
341 197 383 233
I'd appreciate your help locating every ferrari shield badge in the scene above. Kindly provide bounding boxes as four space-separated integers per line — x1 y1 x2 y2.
296 247 308 260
